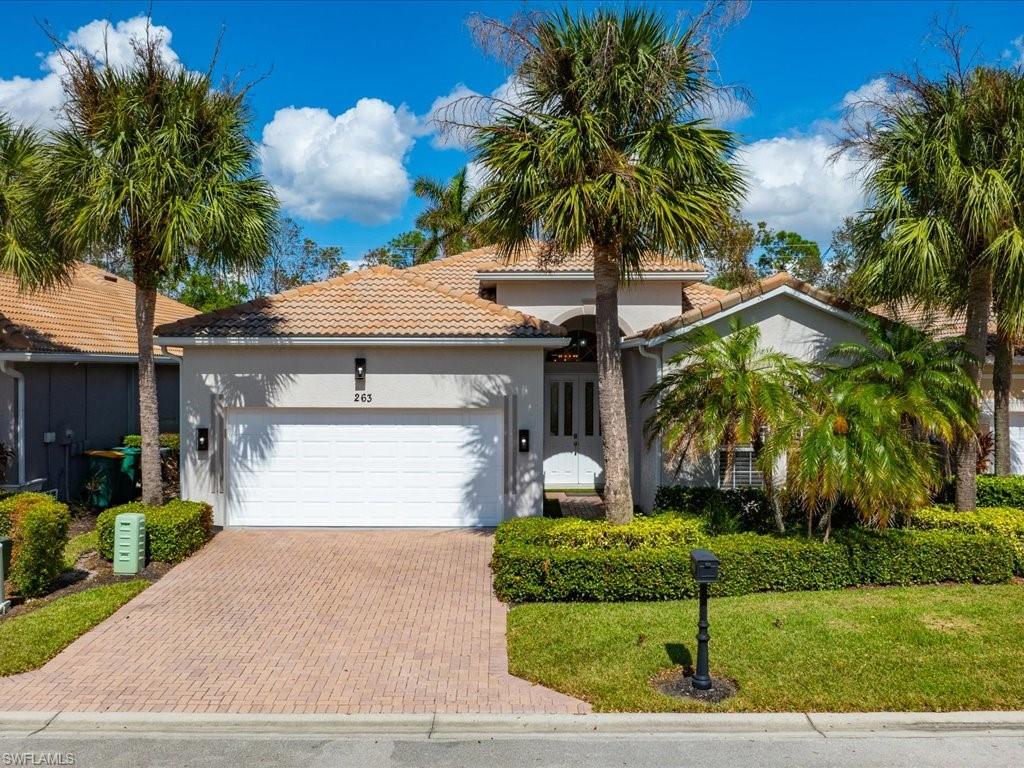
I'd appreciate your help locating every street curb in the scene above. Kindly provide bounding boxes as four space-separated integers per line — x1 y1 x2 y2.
2 711 1024 739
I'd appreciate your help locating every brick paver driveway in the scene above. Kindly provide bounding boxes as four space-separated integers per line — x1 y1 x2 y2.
0 530 588 714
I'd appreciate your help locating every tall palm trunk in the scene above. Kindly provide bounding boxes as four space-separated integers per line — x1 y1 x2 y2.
993 323 1013 475
135 283 163 506
593 244 634 524
955 265 992 511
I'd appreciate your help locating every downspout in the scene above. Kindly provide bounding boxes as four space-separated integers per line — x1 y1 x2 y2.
0 361 26 485
637 343 663 504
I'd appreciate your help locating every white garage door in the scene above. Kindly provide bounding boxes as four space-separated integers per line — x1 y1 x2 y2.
226 408 503 527
1012 413 1024 474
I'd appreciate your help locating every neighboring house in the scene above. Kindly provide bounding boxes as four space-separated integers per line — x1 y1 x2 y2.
0 263 196 499
157 244 872 527
873 300 1024 473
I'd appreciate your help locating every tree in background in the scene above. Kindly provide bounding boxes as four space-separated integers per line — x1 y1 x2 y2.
413 166 486 261
754 224 822 284
252 215 346 295
175 268 250 312
819 216 862 300
20 27 277 504
841 63 1024 511
361 230 429 268
702 209 756 289
462 6 745 523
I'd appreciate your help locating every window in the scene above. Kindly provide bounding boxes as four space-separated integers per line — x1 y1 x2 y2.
563 382 573 436
546 329 597 363
719 446 764 489
549 383 559 436
584 381 595 436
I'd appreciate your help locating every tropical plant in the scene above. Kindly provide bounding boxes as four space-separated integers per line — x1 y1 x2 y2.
826 316 979 445
770 378 939 540
643 318 811 532
19 28 277 504
413 166 486 262
461 6 745 522
841 63 1024 511
0 116 49 277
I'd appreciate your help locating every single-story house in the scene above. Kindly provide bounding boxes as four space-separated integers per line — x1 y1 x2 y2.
156 244 872 528
873 301 1024 473
0 263 196 499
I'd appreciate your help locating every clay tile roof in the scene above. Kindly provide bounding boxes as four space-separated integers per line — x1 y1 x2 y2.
471 241 705 274
154 265 566 339
0 262 196 355
871 300 997 339
634 272 859 341
404 247 502 296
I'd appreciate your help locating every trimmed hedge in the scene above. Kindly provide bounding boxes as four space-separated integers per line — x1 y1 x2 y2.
653 485 776 533
0 493 70 598
491 517 1014 602
494 513 707 550
98 500 212 564
937 475 1024 509
912 506 1024 574
120 433 181 451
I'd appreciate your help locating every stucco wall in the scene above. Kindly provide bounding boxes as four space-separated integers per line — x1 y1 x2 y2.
649 292 869 493
495 279 684 335
178 344 548 525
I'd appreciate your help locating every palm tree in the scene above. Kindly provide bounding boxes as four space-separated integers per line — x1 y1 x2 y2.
643 319 811 532
412 166 486 262
21 29 277 504
0 116 49 277
826 317 979 446
466 7 744 523
842 65 1024 511
774 381 938 540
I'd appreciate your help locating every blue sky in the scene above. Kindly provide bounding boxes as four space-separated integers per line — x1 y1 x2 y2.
1 1 1021 265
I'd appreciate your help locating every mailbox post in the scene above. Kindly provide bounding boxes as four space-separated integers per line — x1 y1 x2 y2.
689 548 720 691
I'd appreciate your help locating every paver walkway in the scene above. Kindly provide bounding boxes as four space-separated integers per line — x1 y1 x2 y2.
0 529 588 714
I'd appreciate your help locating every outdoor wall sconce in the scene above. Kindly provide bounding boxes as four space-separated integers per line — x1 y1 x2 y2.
689 548 720 691
355 357 366 380
197 427 209 452
518 429 530 453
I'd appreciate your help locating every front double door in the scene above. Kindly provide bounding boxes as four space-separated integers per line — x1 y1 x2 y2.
543 373 604 487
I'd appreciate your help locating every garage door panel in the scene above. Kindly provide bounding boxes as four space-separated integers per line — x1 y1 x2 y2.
226 408 502 527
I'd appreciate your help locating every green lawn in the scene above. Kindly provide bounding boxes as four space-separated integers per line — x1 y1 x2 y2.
0 580 149 676
63 530 99 570
508 584 1024 712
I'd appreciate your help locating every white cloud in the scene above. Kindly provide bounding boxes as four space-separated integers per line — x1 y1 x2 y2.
0 16 180 129
259 99 420 224
427 75 523 150
697 88 753 127
1003 35 1024 66
740 134 863 244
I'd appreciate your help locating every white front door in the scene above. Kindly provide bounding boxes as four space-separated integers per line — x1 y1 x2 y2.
543 374 603 487
226 408 503 527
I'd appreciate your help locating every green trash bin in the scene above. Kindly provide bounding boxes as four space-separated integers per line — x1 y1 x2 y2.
118 447 141 502
84 450 123 508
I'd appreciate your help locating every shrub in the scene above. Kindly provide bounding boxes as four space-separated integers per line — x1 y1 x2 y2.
936 475 1024 509
496 513 706 551
98 500 212 564
0 493 71 598
653 485 776 532
491 518 1014 602
120 433 181 451
911 506 1024 574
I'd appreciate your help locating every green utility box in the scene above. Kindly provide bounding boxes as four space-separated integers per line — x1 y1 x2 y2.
113 512 146 576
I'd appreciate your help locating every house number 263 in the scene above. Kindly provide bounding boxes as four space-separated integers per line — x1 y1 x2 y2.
354 393 373 403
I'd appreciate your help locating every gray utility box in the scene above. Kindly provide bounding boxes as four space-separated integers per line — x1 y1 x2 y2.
113 512 146 576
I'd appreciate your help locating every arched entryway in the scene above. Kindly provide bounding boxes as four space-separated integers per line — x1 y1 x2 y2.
543 315 627 488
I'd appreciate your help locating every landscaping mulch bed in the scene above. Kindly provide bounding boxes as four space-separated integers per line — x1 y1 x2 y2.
652 667 738 704
2 509 172 622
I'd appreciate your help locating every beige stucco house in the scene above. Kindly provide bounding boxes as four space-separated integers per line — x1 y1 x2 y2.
155 244 879 527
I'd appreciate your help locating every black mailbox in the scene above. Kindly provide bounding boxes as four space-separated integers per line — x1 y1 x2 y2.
690 548 720 584
0 537 10 574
